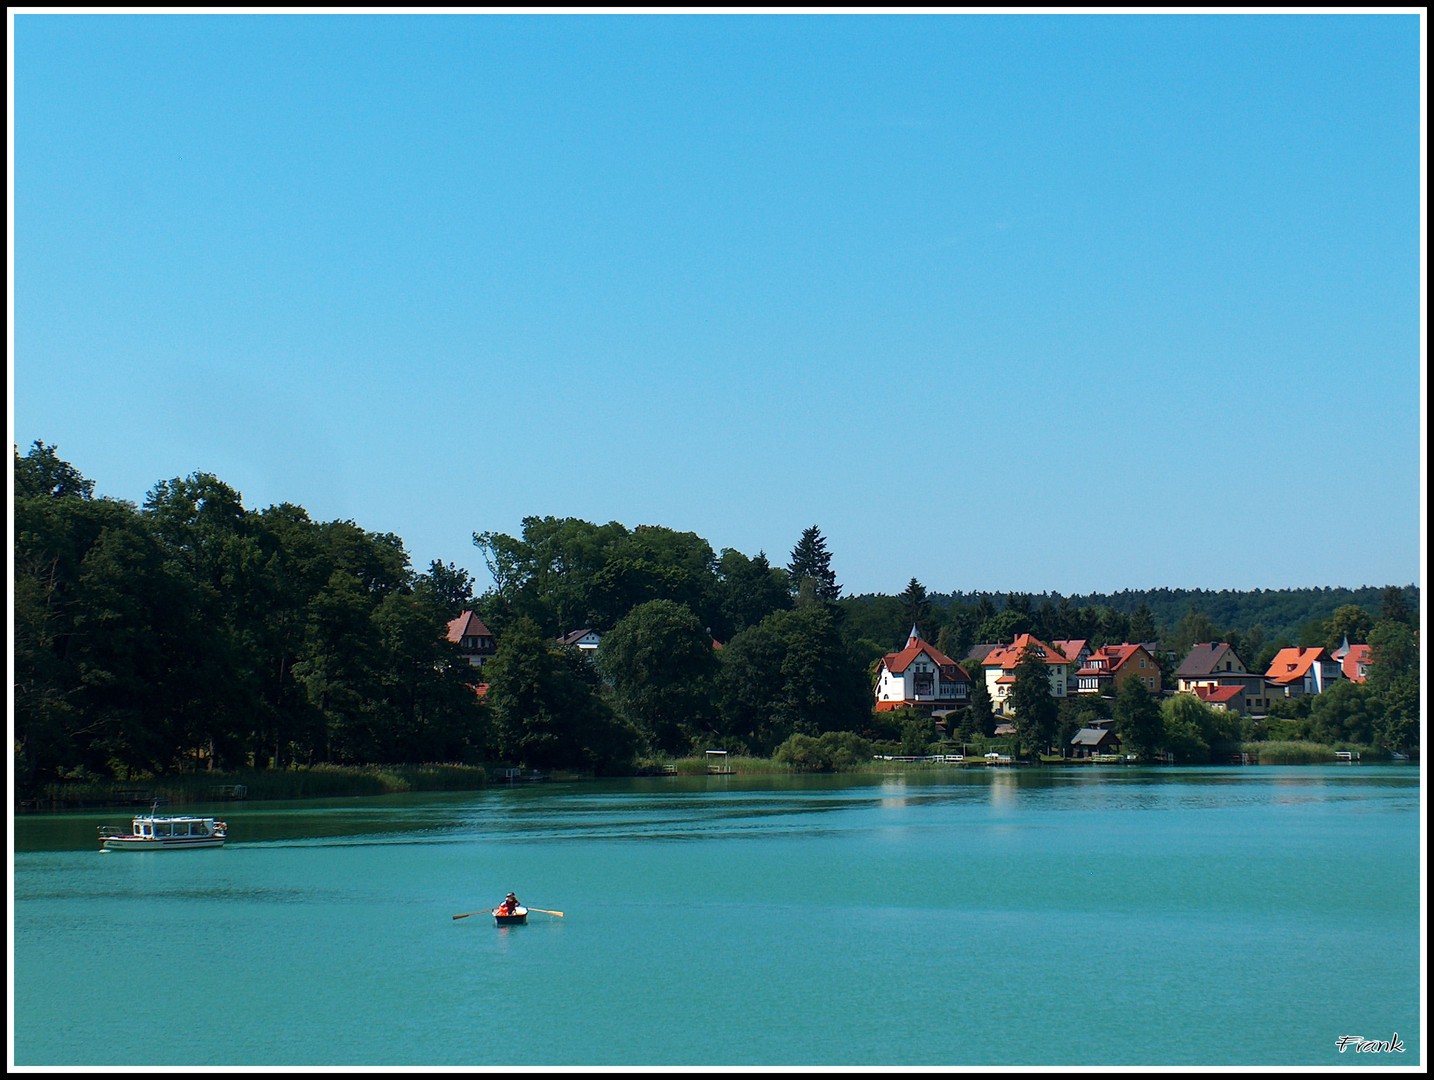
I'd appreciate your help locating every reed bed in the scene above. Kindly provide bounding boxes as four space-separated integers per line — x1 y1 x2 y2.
31 763 489 809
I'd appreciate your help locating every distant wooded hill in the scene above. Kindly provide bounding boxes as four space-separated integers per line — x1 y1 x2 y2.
843 584 1418 651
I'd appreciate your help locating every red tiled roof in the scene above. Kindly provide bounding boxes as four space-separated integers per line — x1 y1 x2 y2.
1194 684 1243 703
880 631 968 679
1340 644 1371 683
1076 644 1128 676
983 634 1069 670
1264 647 1327 685
447 610 493 643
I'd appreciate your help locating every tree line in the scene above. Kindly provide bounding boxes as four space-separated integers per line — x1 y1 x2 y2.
12 442 1421 798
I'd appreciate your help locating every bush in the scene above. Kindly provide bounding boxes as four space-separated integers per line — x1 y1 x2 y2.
773 731 874 772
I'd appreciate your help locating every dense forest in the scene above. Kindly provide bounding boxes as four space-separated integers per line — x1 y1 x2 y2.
12 441 1422 799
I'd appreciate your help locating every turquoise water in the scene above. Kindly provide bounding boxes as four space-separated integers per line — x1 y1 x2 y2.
10 766 1423 1068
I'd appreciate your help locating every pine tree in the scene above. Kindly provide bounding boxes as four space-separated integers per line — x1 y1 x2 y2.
968 677 997 738
786 525 841 602
1009 644 1058 755
899 577 931 633
1129 602 1158 644
1380 585 1411 625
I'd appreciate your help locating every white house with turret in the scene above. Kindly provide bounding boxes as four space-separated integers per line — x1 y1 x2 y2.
874 626 972 714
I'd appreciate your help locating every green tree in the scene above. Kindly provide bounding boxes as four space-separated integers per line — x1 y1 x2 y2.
591 525 719 630
1365 619 1420 753
1008 644 1058 755
1159 694 1243 763
1098 606 1130 646
69 506 201 776
1380 585 1412 625
711 548 790 641
15 440 96 499
1366 619 1418 685
1113 678 1164 759
786 525 841 603
773 730 874 772
292 570 387 763
1171 608 1221 659
1322 605 1374 651
596 599 718 756
978 609 1030 644
473 517 722 634
935 610 977 666
898 578 932 633
714 605 867 754
1128 602 1158 644
417 560 477 619
1225 625 1265 672
14 444 119 793
249 503 334 769
900 716 935 756
371 589 487 762
1160 695 1211 762
1305 681 1380 747
484 616 636 772
967 676 997 738
473 516 630 634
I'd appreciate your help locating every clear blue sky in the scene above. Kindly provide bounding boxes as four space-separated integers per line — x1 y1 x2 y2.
10 10 1425 598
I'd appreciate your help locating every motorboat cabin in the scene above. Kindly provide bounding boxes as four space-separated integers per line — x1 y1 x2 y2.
99 807 227 851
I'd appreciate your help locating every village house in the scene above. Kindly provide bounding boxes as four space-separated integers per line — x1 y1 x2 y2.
558 628 603 653
446 610 497 668
1053 639 1091 669
1330 637 1372 684
1174 642 1270 714
1174 642 1247 691
1193 684 1248 715
1264 646 1343 697
874 626 972 714
981 633 1080 716
1069 726 1123 759
1073 643 1162 696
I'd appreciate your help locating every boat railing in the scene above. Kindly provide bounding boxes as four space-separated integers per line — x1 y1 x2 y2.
97 826 126 838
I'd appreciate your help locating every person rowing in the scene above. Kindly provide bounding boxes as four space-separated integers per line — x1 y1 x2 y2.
498 892 521 915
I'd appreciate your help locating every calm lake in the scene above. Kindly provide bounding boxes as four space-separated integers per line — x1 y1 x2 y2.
10 766 1424 1069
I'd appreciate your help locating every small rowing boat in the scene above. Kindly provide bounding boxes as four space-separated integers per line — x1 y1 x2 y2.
493 906 527 925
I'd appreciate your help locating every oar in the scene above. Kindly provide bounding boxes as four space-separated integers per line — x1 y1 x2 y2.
527 907 564 917
452 909 493 920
